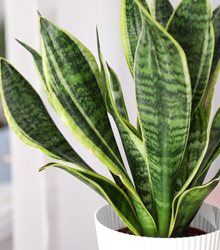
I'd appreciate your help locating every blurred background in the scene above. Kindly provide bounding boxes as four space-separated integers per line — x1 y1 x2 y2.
0 0 220 250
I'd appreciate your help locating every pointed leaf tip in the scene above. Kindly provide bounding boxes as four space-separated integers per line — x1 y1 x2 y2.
15 38 25 47
39 163 54 172
39 16 51 31
39 167 45 172
96 27 101 51
37 10 42 17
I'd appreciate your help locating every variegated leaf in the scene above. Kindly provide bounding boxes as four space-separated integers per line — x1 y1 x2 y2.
120 0 149 76
17 36 128 196
40 163 143 236
40 17 157 221
0 59 89 169
175 106 208 190
192 108 220 185
40 17 129 183
155 0 173 26
167 0 214 111
202 5 220 116
107 65 129 120
170 107 209 230
97 38 157 235
134 0 191 236
169 170 220 237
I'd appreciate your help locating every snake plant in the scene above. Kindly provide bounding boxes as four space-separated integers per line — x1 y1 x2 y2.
0 0 220 237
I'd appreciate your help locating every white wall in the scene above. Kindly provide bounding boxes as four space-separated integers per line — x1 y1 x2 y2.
4 0 49 249
3 0 220 250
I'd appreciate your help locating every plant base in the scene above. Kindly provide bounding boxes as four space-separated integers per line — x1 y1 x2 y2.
95 203 220 250
117 227 206 237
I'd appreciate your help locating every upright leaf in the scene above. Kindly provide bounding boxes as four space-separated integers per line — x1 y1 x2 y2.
18 36 127 195
170 171 220 237
97 38 157 234
193 108 220 185
167 0 214 111
134 0 191 236
41 163 142 235
175 106 208 190
108 66 155 216
39 17 158 220
170 107 209 230
120 0 149 76
155 0 173 26
0 59 89 168
40 17 128 182
202 5 220 116
107 65 129 120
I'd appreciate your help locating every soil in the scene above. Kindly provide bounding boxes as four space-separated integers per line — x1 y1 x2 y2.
185 227 206 237
118 227 133 235
117 227 206 237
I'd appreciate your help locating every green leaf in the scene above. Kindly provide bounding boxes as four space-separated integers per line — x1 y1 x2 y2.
15 39 53 102
20 30 125 193
40 163 142 236
167 0 214 111
120 0 149 76
16 40 46 84
155 0 173 26
193 108 220 185
40 17 157 220
169 170 220 237
175 106 208 190
106 75 155 219
0 59 89 169
40 17 128 182
96 37 157 235
134 0 191 236
202 5 220 116
107 65 129 120
170 107 209 231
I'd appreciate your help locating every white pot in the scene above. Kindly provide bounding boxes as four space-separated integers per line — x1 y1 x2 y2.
95 203 220 250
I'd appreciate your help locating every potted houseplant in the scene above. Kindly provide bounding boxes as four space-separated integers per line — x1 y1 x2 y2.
1 0 220 248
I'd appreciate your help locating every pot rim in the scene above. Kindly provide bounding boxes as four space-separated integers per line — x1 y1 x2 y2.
94 203 220 240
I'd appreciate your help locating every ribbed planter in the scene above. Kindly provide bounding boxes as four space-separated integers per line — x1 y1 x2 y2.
95 203 220 250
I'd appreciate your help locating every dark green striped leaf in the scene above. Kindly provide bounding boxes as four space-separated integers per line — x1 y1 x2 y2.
96 29 109 102
40 17 129 183
97 40 157 235
202 5 220 116
115 120 154 215
134 0 191 236
170 107 209 228
193 108 220 185
175 106 208 190
18 35 127 194
155 0 173 26
120 0 149 76
40 163 142 236
169 171 220 237
40 17 156 214
167 0 214 111
107 65 129 120
0 59 89 169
